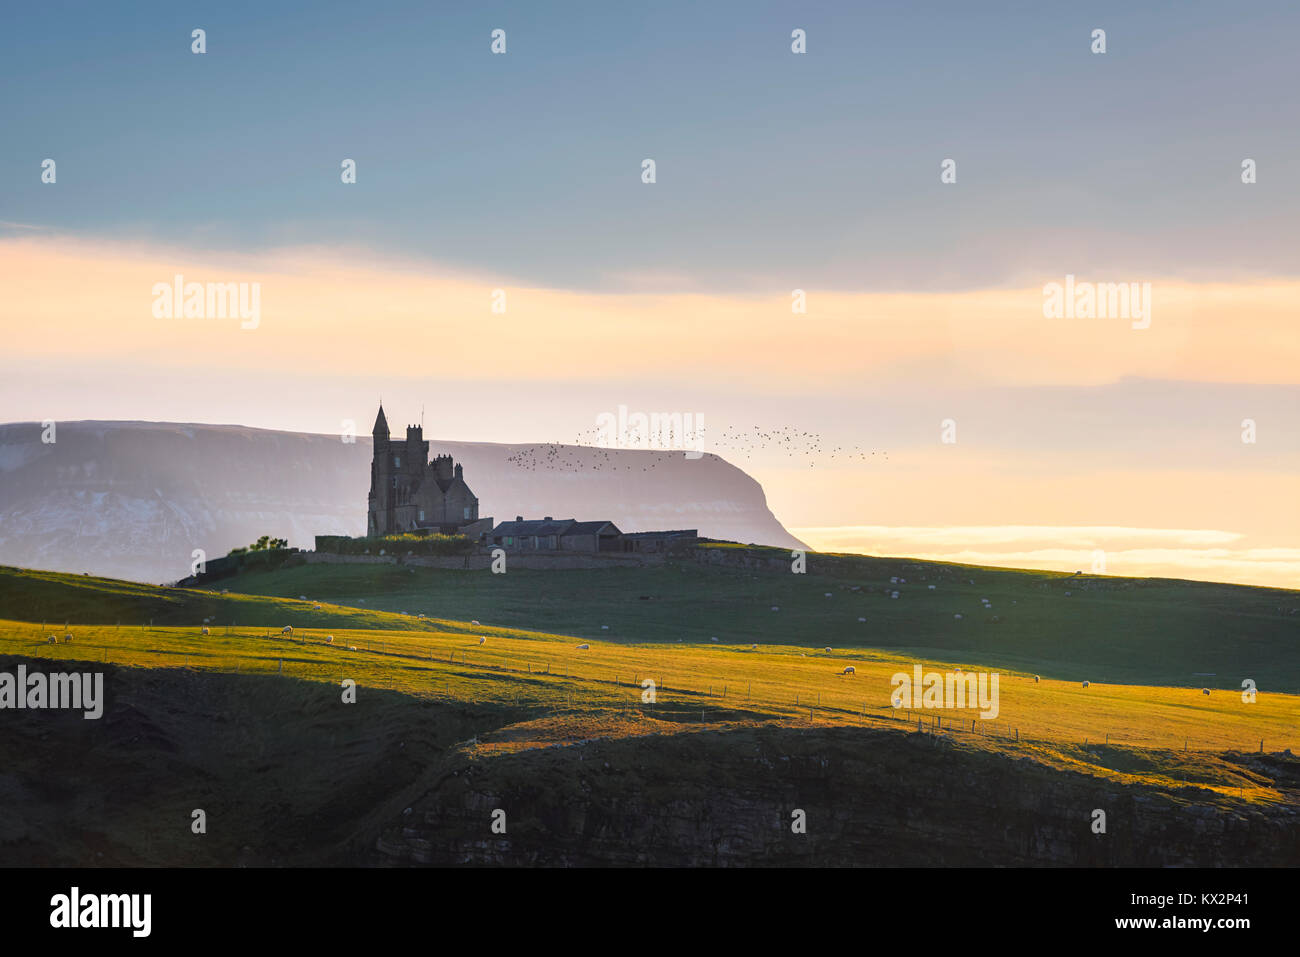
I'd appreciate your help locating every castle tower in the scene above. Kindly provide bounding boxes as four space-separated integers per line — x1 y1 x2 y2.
368 405 392 535
365 403 486 538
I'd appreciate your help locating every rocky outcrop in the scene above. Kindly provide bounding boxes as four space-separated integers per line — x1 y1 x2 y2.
372 726 1300 866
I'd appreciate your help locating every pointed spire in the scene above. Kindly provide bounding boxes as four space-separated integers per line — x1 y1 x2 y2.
372 403 389 437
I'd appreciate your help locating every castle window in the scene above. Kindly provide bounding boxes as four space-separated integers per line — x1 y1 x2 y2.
418 510 424 521
505 537 513 546
393 456 401 468
463 507 471 520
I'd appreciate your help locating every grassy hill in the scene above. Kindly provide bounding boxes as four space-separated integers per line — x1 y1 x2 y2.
1 554 1298 865
133 546 1300 691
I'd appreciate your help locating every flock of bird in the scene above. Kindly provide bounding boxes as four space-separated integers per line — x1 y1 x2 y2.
503 424 885 473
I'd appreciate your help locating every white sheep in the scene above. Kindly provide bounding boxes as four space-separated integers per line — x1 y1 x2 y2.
711 636 718 642
348 645 357 651
325 635 334 644
298 595 307 600
601 625 609 630
282 625 293 636
751 643 758 650
858 616 866 622
927 584 936 590
1033 675 1040 683
891 591 899 599
842 666 856 675
1082 680 1090 688
314 603 322 611
824 646 832 653
63 633 72 643
954 614 963 620
577 643 590 650
1202 688 1210 696
201 626 210 636
471 620 480 625
47 635 56 644
478 636 486 645
824 592 832 597
770 606 780 612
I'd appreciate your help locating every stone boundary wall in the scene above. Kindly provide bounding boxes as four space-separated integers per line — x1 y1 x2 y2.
304 550 664 571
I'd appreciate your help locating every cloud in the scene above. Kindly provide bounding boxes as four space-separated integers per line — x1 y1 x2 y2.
1 235 1299 391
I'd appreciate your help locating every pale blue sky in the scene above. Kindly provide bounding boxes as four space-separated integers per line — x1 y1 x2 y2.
3 0 1297 291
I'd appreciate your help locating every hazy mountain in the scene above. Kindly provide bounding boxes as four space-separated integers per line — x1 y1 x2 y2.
0 421 804 583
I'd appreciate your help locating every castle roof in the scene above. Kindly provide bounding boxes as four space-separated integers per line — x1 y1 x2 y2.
372 405 389 436
491 518 622 538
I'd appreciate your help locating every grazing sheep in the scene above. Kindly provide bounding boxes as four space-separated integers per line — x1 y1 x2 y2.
751 643 758 650
63 633 73 643
298 595 307 601
771 606 780 612
478 636 486 645
1033 675 1040 683
1064 591 1072 597
1202 688 1210 696
890 577 898 584
577 643 590 650
927 584 936 590
281 625 293 636
201 627 210 636
325 635 334 644
711 636 718 642
1082 680 1090 688
858 616 866 622
314 604 322 611
471 620 480 625
824 646 833 653
348 645 357 651
601 625 609 630
890 591 899 599
842 666 856 675
954 614 963 620
47 635 56 644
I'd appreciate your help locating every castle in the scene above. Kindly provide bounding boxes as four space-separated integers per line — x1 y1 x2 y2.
365 404 698 555
367 405 493 539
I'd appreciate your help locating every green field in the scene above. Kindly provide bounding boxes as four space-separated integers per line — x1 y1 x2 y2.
9 545 1293 691
2 555 1297 864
